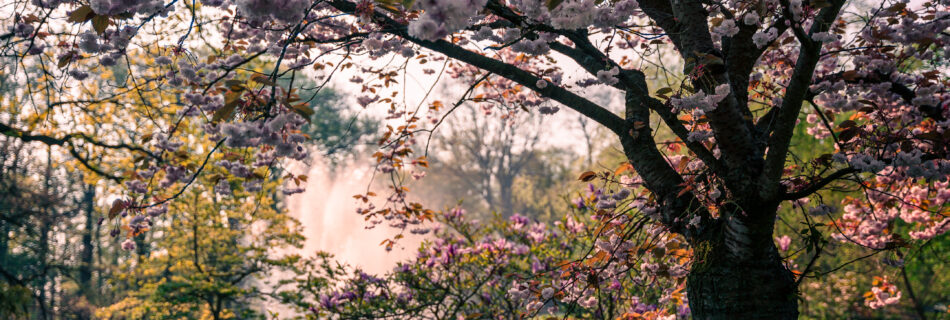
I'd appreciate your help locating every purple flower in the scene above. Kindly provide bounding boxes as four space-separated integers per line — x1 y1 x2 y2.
125 180 148 194
214 179 231 195
572 197 586 209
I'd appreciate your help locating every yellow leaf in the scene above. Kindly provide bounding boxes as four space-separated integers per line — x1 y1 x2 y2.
212 100 238 123
614 162 632 175
290 102 314 121
224 79 244 89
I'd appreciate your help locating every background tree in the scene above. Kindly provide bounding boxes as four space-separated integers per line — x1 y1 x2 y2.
96 171 304 320
421 106 545 217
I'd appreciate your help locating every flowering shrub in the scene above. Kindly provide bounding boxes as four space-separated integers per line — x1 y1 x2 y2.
282 175 692 319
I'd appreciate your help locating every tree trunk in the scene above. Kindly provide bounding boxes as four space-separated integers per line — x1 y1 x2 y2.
79 183 95 298
498 176 514 217
686 208 798 319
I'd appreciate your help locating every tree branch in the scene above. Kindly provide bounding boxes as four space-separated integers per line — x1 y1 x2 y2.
0 122 136 181
781 167 858 200
328 0 627 135
762 0 846 199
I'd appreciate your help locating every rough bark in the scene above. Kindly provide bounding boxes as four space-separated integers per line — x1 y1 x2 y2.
687 206 798 319
688 245 798 319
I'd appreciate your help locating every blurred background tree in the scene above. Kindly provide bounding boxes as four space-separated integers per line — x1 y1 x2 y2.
95 172 304 320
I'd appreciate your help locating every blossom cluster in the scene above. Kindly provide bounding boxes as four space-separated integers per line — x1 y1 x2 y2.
89 0 166 16
236 0 313 24
670 84 731 117
408 0 489 40
864 277 901 309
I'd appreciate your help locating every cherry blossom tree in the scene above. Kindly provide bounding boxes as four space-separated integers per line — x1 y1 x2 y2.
3 0 949 318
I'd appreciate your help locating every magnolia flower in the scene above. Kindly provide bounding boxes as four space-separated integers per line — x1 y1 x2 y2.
156 55 173 65
539 106 560 114
789 0 803 21
670 83 731 116
242 180 262 192
687 130 714 142
512 39 551 55
146 205 167 217
78 32 101 53
407 0 488 40
508 281 529 301
550 0 596 29
688 215 702 229
776 235 791 251
808 204 836 216
526 300 543 312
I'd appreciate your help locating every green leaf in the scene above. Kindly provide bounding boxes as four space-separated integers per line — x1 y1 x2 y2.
68 5 95 23
57 53 72 68
212 103 237 123
92 15 110 35
656 87 673 95
837 120 856 129
546 0 564 10
837 127 859 142
224 79 246 91
213 92 241 122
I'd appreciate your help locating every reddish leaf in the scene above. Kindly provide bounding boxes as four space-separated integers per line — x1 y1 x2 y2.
578 171 597 182
109 199 126 219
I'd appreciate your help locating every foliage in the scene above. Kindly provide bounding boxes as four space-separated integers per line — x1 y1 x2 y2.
96 175 304 320
277 78 378 163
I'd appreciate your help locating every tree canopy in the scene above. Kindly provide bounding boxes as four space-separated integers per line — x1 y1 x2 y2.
2 0 949 318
